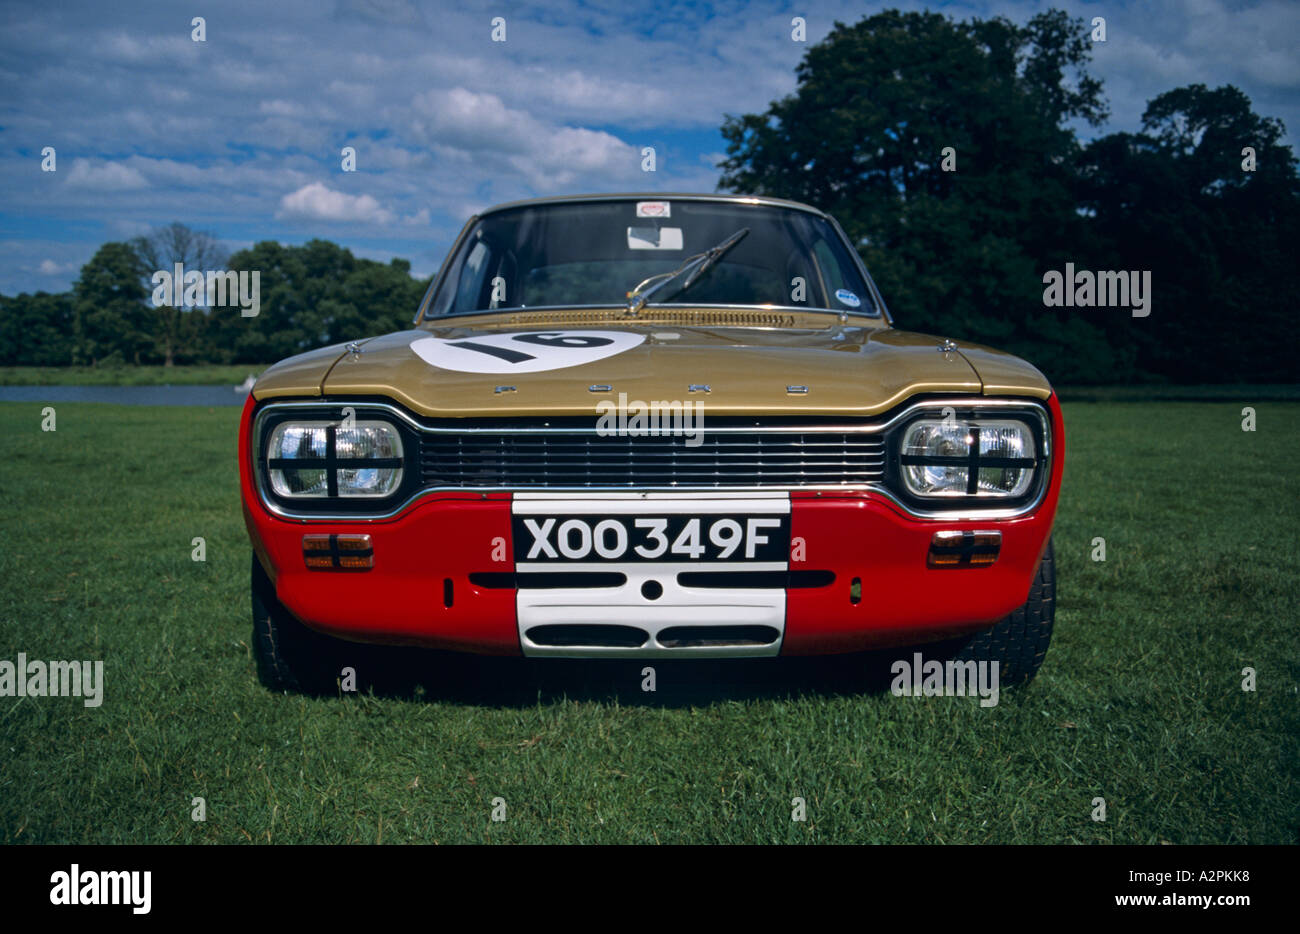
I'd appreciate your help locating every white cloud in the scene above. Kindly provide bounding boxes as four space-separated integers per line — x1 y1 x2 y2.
259 99 306 117
509 126 638 190
64 159 148 191
99 31 199 66
277 182 395 225
413 88 529 152
412 87 639 189
325 79 376 108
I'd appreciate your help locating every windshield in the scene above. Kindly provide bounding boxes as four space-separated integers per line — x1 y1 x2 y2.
424 198 877 318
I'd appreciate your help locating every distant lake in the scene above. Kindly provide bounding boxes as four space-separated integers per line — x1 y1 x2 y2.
0 385 248 406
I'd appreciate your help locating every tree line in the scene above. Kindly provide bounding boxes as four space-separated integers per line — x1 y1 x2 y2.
0 229 429 368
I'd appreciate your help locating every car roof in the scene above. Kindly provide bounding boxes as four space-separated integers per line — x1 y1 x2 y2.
477 192 831 219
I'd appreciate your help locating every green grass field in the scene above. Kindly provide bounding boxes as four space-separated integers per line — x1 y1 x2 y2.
0 401 1295 844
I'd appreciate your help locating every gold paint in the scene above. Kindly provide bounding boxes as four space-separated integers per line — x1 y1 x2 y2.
252 306 1051 415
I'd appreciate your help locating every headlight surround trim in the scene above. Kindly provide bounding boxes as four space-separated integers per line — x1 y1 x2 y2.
251 397 1053 521
886 404 1050 511
255 404 417 514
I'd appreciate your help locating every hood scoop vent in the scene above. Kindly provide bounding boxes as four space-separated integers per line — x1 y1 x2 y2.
494 309 798 329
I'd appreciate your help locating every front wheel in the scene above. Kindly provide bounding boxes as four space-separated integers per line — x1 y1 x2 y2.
251 554 341 694
946 537 1056 686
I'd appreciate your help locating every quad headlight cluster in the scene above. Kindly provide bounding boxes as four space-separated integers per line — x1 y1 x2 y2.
265 419 404 499
254 401 1047 518
894 410 1044 502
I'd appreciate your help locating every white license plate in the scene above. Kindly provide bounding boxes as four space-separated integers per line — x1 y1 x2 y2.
512 513 790 563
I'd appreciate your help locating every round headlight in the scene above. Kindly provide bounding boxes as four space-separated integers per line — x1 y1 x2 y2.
902 422 971 495
900 417 1036 498
266 420 404 498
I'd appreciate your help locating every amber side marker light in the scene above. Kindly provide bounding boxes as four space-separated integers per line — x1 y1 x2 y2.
928 530 1001 568
303 534 374 570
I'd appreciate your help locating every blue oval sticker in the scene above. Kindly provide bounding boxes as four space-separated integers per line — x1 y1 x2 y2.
835 288 861 308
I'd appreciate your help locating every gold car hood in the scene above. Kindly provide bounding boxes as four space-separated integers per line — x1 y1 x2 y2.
254 311 1051 417
252 339 357 400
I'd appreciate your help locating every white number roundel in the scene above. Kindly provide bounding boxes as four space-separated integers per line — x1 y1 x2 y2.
410 330 645 374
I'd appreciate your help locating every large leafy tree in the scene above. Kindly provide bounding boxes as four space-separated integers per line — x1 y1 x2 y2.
129 222 229 366
720 9 1299 384
1076 85 1300 382
718 8 1118 381
71 242 152 365
0 291 75 365
207 240 429 364
342 256 428 336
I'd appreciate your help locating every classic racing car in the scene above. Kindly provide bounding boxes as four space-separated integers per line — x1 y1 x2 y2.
240 193 1062 692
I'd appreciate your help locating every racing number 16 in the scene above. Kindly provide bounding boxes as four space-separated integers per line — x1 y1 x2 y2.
448 332 614 365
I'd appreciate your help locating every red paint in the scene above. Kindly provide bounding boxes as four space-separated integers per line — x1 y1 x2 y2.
239 394 1065 656
783 393 1064 653
239 395 519 654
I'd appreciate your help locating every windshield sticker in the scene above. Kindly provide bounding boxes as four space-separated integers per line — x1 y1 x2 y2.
636 201 671 218
627 226 684 250
835 288 862 308
410 330 646 374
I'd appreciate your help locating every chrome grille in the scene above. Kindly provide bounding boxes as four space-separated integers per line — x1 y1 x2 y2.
419 428 886 488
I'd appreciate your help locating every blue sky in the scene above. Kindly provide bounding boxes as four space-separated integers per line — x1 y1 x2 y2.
1 0 1296 295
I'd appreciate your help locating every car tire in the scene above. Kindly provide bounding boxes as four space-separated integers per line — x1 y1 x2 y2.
949 537 1056 686
251 553 340 694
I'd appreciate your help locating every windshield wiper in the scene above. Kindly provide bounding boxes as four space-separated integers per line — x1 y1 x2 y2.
625 227 749 316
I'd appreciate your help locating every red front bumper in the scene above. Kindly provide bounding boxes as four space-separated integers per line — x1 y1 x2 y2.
239 395 1064 656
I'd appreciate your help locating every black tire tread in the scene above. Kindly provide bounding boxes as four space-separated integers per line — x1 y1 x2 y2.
251 554 338 694
953 537 1056 685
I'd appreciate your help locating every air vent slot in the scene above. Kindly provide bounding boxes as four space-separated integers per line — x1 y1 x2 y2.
469 571 627 589
677 570 835 589
525 624 649 648
657 625 780 648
